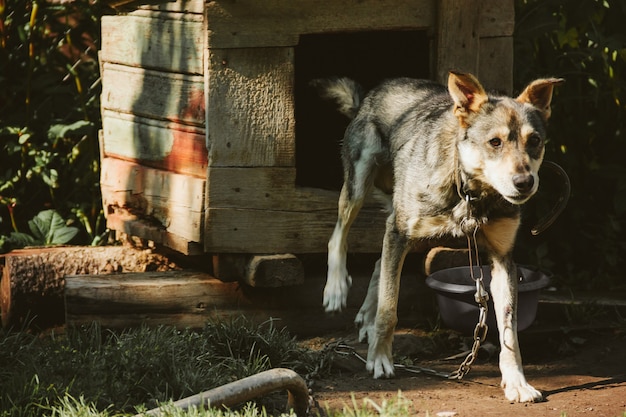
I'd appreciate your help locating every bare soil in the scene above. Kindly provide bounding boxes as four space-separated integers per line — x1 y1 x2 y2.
305 325 626 417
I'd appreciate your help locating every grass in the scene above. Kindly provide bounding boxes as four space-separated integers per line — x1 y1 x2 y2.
0 317 327 417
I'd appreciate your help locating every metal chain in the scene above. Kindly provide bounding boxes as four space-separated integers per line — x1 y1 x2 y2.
448 206 490 380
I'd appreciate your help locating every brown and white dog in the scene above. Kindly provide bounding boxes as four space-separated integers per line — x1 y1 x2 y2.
317 72 562 402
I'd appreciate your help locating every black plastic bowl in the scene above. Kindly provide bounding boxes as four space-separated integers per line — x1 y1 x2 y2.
425 265 551 334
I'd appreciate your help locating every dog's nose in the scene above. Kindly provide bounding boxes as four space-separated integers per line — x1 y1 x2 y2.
513 174 535 192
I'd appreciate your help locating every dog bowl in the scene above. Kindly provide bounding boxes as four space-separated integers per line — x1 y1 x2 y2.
425 265 551 334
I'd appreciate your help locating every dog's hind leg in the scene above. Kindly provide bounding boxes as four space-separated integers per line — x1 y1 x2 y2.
366 214 409 378
355 257 381 343
490 255 543 402
325 119 385 312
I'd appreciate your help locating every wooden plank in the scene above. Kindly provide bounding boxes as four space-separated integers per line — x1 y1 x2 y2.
205 166 385 212
102 62 205 126
204 207 386 253
101 157 204 242
479 36 514 94
206 0 436 48
478 0 515 37
436 0 481 84
102 111 207 178
207 48 295 167
101 13 204 74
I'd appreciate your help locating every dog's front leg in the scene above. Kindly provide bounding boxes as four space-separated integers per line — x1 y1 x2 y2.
490 255 543 402
366 215 408 378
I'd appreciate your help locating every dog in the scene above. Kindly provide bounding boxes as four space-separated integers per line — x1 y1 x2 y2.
316 72 563 403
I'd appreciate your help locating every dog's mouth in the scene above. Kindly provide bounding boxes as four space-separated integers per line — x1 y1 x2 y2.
506 192 535 205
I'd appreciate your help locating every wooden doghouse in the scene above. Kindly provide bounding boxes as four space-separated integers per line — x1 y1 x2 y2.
100 0 515 281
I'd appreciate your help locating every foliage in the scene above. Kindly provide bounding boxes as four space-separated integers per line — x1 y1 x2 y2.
0 208 79 250
514 0 626 290
0 318 327 417
0 0 104 248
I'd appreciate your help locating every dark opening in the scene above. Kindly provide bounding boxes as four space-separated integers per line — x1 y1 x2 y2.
295 30 430 191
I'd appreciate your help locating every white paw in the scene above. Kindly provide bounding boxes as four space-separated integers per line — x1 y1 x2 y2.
502 379 543 403
366 335 395 378
323 273 352 312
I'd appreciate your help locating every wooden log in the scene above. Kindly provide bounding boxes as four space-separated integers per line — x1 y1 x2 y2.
0 246 176 328
64 271 249 329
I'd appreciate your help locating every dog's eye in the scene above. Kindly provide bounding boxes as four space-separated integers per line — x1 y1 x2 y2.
489 137 502 148
527 134 543 148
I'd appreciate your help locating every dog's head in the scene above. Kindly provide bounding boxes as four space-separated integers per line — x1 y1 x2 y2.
448 71 563 204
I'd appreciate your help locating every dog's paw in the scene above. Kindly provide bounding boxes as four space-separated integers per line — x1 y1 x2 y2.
366 351 395 379
355 314 374 343
366 336 395 378
355 301 376 343
502 379 543 403
323 274 352 312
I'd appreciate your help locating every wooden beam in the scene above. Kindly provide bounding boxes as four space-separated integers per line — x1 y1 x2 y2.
206 0 436 48
204 206 386 253
212 254 304 287
436 0 481 84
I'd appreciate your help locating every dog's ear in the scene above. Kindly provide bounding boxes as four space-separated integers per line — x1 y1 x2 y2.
448 71 488 126
516 78 564 120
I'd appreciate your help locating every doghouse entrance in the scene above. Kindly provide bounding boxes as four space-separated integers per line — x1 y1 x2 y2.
295 30 430 191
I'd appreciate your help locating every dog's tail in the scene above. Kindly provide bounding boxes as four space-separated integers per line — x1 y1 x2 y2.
310 77 364 119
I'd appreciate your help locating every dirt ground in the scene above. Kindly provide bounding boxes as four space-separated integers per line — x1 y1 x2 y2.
304 325 626 417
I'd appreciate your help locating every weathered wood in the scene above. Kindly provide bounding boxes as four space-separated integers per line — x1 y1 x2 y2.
205 166 385 212
1 246 176 328
101 13 204 74
436 0 481 84
205 0 436 48
102 111 207 178
135 0 203 14
478 0 515 37
106 210 204 256
65 271 252 328
478 36 514 94
102 63 205 126
204 207 386 253
207 47 295 167
212 254 304 287
101 157 205 243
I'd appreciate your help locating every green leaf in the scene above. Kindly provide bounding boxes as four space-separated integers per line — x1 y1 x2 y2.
27 209 78 245
47 120 95 141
